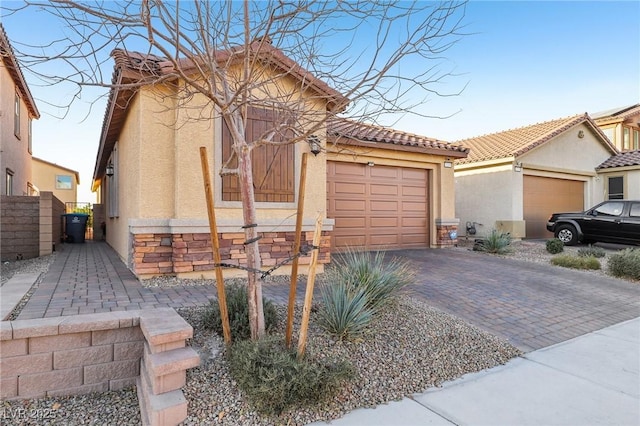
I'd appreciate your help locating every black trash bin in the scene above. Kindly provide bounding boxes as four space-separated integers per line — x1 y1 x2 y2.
63 213 89 243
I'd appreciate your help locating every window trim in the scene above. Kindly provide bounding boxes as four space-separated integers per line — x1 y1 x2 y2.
217 108 299 207
14 92 21 139
28 118 33 154
607 175 624 200
5 169 14 196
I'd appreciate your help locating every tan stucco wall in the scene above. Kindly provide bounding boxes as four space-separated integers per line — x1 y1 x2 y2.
105 69 333 265
32 158 78 205
597 169 640 200
521 123 612 174
455 164 524 238
0 62 33 195
327 145 457 247
107 93 142 261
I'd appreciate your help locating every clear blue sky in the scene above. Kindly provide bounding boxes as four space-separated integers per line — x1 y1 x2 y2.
2 1 638 203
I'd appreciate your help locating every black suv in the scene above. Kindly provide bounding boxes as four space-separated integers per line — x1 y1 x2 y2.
546 200 640 246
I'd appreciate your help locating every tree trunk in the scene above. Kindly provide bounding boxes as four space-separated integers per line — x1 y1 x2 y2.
237 144 265 339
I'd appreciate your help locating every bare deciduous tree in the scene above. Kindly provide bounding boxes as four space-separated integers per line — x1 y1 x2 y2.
2 0 467 339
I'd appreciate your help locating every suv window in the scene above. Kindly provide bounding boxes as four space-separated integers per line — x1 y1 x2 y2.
594 202 624 217
630 203 640 218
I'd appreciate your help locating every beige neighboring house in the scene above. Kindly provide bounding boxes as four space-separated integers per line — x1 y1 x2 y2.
92 45 467 278
593 104 640 152
0 23 40 196
32 157 80 205
455 113 617 239
596 150 640 200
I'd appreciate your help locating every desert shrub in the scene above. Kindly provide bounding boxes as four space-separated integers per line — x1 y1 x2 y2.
203 283 278 341
577 245 606 258
227 337 353 415
324 248 414 314
474 229 512 254
608 248 640 280
316 281 374 340
546 238 564 254
318 249 414 339
551 255 600 270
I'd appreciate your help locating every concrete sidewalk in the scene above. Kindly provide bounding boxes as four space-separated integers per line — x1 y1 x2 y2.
310 317 640 426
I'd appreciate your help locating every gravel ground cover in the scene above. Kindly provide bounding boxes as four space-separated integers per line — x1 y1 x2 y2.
5 238 629 425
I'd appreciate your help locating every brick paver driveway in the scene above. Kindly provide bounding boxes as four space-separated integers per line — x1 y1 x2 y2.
397 248 640 352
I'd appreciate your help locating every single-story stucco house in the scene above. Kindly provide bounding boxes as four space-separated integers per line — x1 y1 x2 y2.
454 113 618 239
92 44 468 278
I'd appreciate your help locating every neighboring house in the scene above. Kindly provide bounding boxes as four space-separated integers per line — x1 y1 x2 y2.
92 46 467 278
593 104 640 152
0 23 40 196
32 157 80 205
454 113 617 239
596 150 640 200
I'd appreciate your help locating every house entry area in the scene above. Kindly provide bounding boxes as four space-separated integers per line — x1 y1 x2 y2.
327 161 429 250
523 175 584 239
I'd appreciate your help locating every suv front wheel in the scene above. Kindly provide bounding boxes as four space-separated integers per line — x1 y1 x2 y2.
555 224 578 246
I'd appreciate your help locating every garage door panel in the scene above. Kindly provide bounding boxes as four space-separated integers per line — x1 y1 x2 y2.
402 201 427 211
370 184 399 196
402 186 426 197
524 175 584 239
336 217 366 228
402 168 428 181
332 162 365 177
370 167 400 179
370 234 400 246
334 235 366 247
334 199 366 211
334 182 366 195
370 200 398 212
328 161 429 250
370 217 399 227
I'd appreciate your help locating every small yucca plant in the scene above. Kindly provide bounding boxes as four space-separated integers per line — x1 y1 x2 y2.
317 281 374 340
475 229 512 254
325 248 414 314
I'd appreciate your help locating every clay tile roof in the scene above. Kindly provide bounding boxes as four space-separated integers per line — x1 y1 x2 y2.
0 23 40 118
455 113 615 164
597 150 640 169
328 118 469 156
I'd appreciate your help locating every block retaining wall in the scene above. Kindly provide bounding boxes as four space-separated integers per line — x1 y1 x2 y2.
132 231 331 276
0 309 199 426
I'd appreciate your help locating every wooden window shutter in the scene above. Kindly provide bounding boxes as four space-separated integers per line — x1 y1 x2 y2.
222 107 295 202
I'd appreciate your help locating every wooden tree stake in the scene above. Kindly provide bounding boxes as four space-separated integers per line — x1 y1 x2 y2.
199 147 231 344
285 153 308 348
297 214 323 358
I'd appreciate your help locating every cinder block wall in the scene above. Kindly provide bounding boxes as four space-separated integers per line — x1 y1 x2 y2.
0 309 199 426
39 192 65 256
0 195 40 261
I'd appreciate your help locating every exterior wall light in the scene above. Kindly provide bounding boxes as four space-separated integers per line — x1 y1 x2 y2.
106 162 114 177
514 161 522 172
443 159 453 168
307 135 321 156
367 161 375 167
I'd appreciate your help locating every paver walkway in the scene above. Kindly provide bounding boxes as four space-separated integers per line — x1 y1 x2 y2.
15 242 640 353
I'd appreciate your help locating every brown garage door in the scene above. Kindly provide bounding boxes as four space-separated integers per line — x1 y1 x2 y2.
327 161 429 250
523 175 584 239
